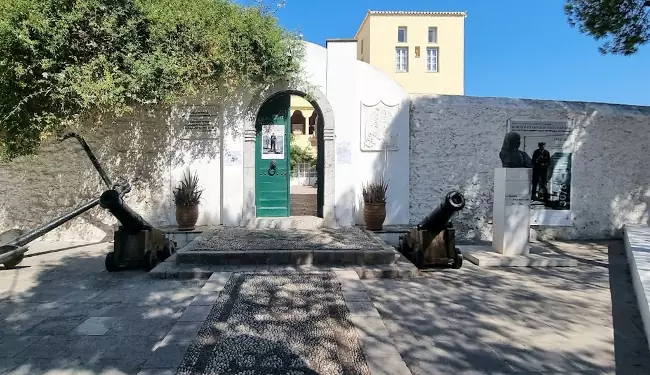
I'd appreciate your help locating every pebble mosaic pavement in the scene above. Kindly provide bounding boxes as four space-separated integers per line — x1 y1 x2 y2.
176 272 370 375
183 227 385 252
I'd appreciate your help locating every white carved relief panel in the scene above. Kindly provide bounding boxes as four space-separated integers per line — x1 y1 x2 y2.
360 101 399 151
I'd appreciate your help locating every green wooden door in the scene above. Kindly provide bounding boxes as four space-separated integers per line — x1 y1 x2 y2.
255 94 291 217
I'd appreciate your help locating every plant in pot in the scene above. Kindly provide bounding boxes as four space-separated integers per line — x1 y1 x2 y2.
173 170 203 231
362 178 389 231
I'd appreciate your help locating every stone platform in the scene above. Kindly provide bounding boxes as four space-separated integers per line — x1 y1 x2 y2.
151 227 420 280
462 244 578 267
175 226 396 266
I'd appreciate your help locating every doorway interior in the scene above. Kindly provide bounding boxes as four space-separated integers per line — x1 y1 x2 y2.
254 92 324 218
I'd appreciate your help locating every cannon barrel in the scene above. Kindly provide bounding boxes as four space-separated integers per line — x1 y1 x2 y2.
417 191 466 235
59 132 113 189
1 182 131 249
99 189 152 235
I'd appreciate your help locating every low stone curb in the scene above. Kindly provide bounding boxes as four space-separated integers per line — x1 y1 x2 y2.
149 263 419 280
335 270 413 375
175 248 397 266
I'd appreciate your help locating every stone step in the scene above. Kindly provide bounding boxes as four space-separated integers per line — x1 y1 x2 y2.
150 256 420 280
241 216 326 230
176 249 398 266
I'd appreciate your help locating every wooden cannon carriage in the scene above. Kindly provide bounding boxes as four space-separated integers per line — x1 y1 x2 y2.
398 191 466 269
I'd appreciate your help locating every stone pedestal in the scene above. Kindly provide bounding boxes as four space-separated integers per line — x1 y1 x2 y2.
492 168 532 256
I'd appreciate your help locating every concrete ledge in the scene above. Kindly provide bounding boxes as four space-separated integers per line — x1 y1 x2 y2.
462 244 578 267
175 249 397 266
623 224 650 350
149 262 419 280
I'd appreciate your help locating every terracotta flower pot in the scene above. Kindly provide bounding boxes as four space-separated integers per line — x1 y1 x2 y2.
364 202 386 231
176 204 199 231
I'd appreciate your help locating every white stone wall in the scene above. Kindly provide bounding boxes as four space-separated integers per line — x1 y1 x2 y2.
0 95 250 242
410 95 650 240
0 109 174 242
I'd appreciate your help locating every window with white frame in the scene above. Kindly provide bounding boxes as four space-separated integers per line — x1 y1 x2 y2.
426 47 438 72
360 39 363 54
396 47 408 72
397 26 407 43
428 27 437 43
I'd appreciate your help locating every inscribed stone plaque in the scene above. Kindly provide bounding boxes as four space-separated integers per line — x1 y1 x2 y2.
336 141 352 164
224 150 242 167
505 195 530 206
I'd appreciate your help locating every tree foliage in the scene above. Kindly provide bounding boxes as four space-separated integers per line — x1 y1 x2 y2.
0 0 303 159
565 0 650 55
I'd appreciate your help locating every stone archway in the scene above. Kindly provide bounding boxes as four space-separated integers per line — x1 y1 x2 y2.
242 81 336 226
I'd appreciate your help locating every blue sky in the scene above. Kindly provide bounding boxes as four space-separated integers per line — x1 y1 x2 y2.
267 0 649 106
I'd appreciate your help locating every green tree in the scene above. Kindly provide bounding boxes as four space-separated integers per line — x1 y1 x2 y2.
0 0 303 159
565 0 650 55
290 144 316 171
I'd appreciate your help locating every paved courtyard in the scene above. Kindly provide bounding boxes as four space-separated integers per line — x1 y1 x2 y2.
0 239 649 374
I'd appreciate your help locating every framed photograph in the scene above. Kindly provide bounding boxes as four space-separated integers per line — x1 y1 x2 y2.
507 119 573 226
261 124 285 160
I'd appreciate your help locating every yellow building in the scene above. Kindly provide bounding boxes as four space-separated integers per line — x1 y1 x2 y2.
355 10 466 95
289 95 318 155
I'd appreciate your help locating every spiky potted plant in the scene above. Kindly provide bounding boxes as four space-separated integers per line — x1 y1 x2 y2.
362 178 389 231
173 170 203 231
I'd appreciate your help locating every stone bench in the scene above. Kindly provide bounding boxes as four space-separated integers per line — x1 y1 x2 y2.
623 224 650 350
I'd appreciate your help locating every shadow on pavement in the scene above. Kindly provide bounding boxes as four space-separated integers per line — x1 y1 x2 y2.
360 240 650 375
0 241 205 374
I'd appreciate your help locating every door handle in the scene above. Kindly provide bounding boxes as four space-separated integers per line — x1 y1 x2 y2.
268 161 277 176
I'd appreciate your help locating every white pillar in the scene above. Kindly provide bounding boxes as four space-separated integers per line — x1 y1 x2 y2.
492 168 532 256
326 39 358 227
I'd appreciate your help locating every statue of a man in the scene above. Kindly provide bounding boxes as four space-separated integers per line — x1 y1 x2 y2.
499 132 533 168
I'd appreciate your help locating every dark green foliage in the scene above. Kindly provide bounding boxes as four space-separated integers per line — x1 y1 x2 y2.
0 0 303 159
173 170 203 207
362 179 388 204
565 0 650 55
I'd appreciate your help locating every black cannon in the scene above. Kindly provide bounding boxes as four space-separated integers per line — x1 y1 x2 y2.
399 191 466 269
100 188 176 272
0 195 112 268
0 132 129 269
0 132 175 271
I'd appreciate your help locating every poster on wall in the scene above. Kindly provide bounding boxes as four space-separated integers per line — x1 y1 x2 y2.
507 119 573 226
261 124 285 160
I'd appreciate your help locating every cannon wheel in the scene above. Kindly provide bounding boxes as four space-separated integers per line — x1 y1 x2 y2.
412 249 424 268
3 254 24 269
105 252 119 272
143 249 159 271
398 236 410 256
452 247 463 269
161 241 177 261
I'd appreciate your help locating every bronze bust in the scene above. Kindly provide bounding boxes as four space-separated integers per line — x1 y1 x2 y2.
499 132 533 168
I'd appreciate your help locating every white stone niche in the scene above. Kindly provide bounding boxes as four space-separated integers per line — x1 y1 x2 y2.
492 168 532 256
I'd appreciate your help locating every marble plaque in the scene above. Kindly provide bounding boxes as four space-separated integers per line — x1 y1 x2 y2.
336 141 352 164
360 101 399 151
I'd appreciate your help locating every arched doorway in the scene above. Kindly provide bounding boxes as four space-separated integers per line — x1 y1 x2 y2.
252 90 330 219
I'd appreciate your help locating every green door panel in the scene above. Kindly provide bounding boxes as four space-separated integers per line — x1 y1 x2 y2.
255 93 290 217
